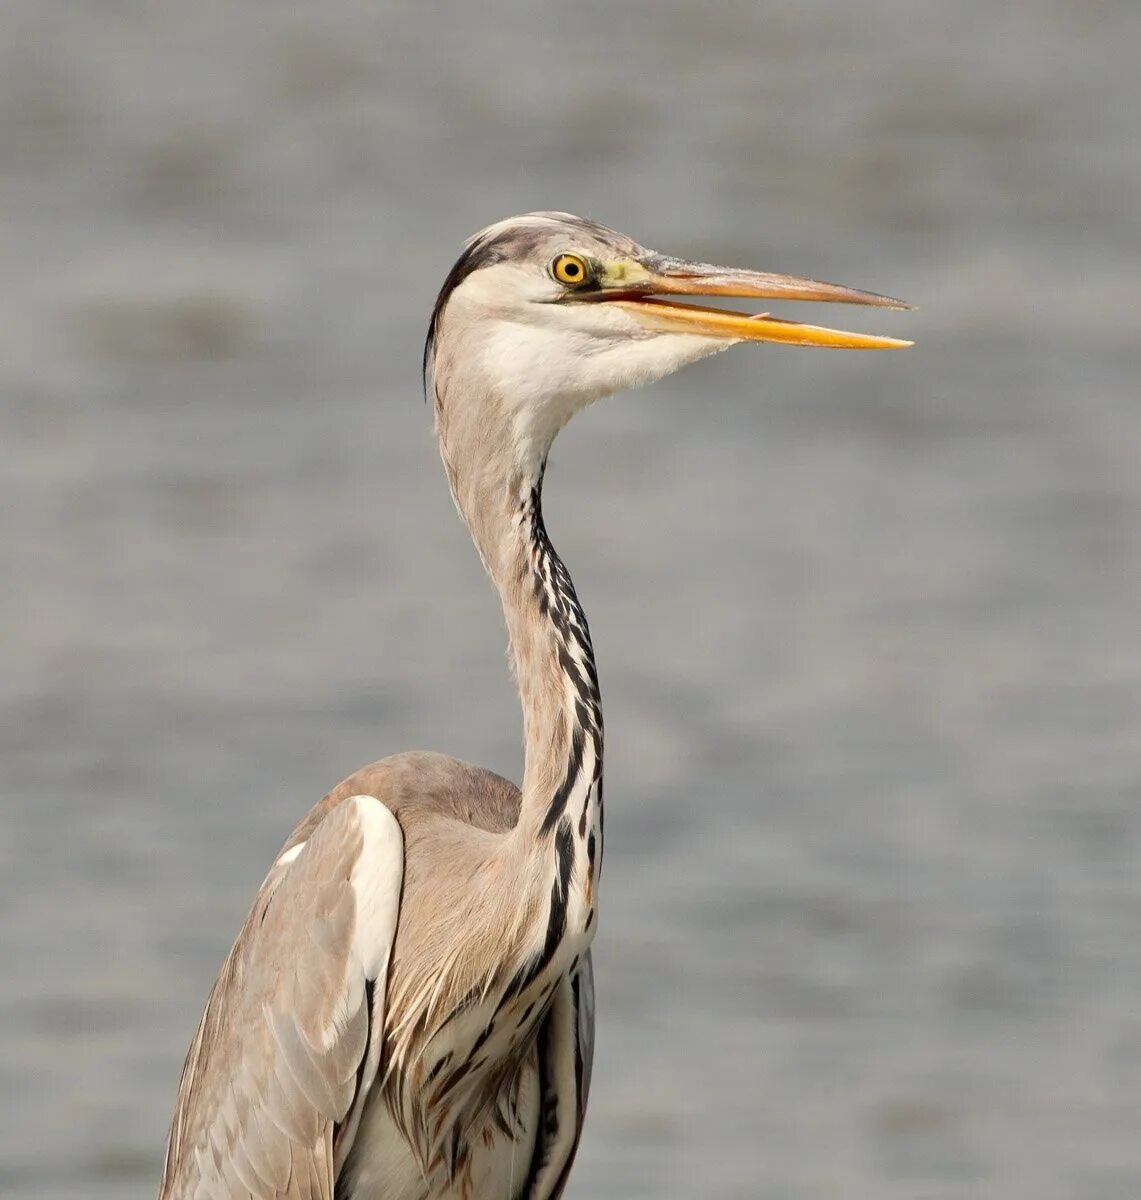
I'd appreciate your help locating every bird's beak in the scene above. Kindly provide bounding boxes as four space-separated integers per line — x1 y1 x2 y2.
595 257 912 350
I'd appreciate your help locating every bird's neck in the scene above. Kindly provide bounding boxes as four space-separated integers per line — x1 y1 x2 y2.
441 419 603 854
491 465 603 851
434 358 604 955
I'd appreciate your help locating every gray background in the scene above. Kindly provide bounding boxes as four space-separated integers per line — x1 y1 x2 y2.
3 2 1140 1198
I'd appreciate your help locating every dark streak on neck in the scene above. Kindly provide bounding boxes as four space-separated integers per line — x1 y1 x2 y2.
523 480 604 838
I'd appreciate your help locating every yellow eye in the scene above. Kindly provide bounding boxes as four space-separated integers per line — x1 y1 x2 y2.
551 253 591 287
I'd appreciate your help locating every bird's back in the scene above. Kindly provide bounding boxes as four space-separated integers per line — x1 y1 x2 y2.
305 751 522 839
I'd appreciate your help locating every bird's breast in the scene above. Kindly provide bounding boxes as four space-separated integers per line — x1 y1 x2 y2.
343 1038 542 1200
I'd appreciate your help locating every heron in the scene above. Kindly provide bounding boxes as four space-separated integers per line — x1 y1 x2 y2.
159 211 909 1200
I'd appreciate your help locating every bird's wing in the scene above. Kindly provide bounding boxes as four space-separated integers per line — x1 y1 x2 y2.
524 951 596 1200
159 794 404 1200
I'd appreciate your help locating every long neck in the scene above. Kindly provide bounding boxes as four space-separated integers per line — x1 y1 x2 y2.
438 419 603 852
504 468 603 846
433 350 606 965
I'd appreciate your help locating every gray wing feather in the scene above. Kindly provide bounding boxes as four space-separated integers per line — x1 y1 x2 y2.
574 951 595 1120
160 795 403 1200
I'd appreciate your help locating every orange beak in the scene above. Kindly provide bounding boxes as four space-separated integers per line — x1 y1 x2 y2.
595 258 912 350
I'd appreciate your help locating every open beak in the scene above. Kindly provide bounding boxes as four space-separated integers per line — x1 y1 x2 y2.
597 257 912 350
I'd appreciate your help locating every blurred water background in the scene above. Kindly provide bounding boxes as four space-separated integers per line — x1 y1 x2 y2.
3 2 1140 1198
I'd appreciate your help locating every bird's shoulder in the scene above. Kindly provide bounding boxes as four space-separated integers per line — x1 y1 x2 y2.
279 751 522 859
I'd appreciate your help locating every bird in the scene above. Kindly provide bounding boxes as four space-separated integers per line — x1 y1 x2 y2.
158 211 909 1200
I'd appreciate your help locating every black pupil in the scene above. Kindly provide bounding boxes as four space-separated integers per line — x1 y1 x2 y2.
564 261 580 276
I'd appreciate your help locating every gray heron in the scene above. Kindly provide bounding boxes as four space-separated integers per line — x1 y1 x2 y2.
159 211 909 1200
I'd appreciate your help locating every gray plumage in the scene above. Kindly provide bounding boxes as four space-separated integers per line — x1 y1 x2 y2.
162 756 592 1200
159 212 908 1200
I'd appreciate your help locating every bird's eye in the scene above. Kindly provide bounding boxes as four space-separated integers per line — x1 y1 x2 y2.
551 254 591 287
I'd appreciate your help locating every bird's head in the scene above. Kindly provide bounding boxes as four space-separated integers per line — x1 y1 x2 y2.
425 212 910 528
